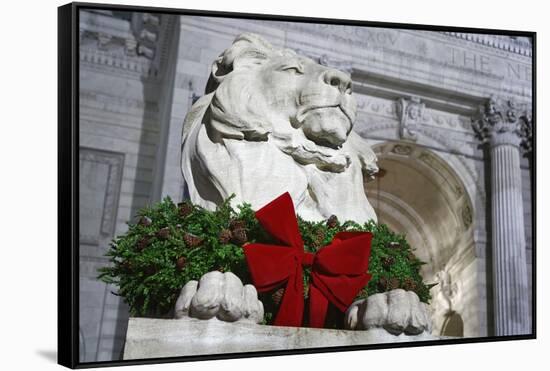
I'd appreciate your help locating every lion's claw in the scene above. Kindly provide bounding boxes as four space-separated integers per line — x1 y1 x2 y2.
174 271 264 323
345 289 432 335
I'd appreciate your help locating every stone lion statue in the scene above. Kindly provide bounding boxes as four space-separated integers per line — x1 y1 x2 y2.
177 33 432 335
181 33 379 223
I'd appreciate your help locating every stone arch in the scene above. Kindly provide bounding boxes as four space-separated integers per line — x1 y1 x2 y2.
363 124 486 217
365 140 480 336
367 142 475 275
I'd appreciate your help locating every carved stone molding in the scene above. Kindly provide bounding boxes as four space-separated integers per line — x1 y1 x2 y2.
391 144 413 156
519 111 533 153
79 10 175 78
134 13 161 60
441 33 532 57
79 148 124 246
396 97 425 141
461 204 473 228
472 96 532 151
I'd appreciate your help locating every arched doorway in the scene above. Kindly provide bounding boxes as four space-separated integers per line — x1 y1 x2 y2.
365 141 476 336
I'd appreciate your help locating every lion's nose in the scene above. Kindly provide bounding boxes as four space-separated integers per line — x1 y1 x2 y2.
322 69 352 94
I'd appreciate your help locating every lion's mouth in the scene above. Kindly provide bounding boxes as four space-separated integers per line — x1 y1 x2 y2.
297 105 353 150
275 135 351 173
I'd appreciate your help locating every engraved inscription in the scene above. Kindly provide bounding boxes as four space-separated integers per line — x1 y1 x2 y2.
450 48 491 73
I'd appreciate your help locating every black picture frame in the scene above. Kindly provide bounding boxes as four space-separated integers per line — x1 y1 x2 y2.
58 2 536 368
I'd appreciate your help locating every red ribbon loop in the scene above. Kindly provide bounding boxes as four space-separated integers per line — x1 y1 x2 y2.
243 192 373 328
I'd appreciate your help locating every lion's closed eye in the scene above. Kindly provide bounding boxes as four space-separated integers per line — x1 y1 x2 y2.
280 64 304 75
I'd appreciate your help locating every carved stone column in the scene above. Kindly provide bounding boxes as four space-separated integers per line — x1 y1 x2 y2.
473 97 532 336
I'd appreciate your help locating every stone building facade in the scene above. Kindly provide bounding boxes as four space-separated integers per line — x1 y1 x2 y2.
78 9 533 362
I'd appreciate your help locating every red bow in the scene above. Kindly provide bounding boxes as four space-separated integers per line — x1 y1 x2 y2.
243 192 373 328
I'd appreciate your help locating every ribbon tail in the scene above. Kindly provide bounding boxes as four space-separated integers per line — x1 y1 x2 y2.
273 270 304 327
308 284 329 328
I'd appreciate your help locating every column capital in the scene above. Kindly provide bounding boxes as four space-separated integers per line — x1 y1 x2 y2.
472 96 532 150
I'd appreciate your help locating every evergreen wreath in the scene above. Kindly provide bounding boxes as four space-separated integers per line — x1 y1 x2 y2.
98 196 435 320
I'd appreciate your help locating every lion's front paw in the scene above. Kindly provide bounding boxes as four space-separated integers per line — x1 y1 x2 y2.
344 289 432 335
174 271 264 324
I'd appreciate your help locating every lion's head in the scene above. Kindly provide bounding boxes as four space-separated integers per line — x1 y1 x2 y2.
182 33 378 223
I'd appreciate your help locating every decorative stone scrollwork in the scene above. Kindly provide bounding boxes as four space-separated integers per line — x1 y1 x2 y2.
391 144 413 156
142 13 161 27
140 28 158 43
461 204 472 228
134 13 161 60
396 97 425 141
97 32 113 49
519 111 533 153
472 96 532 151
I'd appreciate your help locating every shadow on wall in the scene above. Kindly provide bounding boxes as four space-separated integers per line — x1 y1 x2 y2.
441 312 464 337
111 14 182 362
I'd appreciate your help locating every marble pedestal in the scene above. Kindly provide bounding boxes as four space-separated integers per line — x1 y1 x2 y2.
123 317 445 360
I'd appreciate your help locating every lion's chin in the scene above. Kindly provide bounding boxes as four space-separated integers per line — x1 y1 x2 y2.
300 107 352 149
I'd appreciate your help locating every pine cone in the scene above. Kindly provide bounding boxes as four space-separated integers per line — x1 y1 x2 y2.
272 288 285 306
218 229 232 244
231 228 247 245
122 260 133 272
387 277 400 290
176 256 186 271
184 232 204 247
387 241 401 249
178 202 193 218
156 227 170 239
229 219 246 231
138 216 152 227
312 229 326 250
382 256 395 269
144 265 157 275
377 277 388 292
326 215 339 228
136 236 151 251
403 277 417 291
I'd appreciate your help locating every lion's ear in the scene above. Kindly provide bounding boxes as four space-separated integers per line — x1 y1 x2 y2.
206 33 274 94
